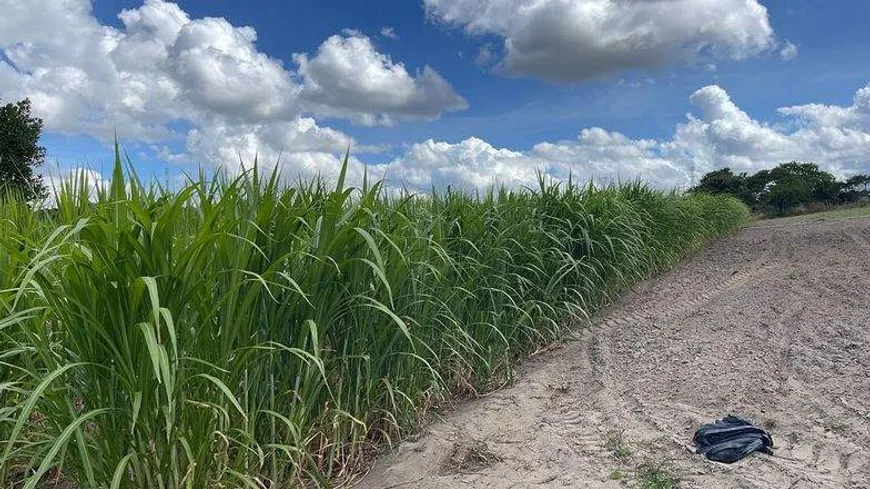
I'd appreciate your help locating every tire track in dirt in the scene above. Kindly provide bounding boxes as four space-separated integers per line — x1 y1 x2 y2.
355 217 870 489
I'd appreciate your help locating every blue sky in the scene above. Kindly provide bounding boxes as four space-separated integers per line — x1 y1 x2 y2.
2 0 869 190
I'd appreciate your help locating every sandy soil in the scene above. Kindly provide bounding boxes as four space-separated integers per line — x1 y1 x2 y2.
354 216 870 489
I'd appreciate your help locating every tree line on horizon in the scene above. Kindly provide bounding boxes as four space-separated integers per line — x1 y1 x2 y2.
690 162 870 216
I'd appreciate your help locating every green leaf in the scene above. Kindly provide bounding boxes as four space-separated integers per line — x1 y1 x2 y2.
23 408 112 489
192 373 247 421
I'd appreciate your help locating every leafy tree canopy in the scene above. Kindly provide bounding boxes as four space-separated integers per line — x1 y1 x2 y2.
691 161 869 216
1 98 48 201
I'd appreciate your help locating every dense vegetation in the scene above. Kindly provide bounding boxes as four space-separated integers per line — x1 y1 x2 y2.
0 98 48 202
690 162 870 216
0 150 748 488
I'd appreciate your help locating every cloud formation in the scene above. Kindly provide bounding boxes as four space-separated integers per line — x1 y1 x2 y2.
378 83 870 191
425 0 779 82
295 32 468 126
2 1 868 195
0 0 464 181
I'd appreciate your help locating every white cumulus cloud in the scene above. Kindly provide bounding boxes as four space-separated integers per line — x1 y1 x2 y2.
375 137 539 189
295 32 468 126
381 83 870 192
425 0 778 82
668 84 870 178
0 0 465 182
3 0 868 195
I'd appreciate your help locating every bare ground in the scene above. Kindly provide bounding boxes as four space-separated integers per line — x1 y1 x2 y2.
354 216 870 489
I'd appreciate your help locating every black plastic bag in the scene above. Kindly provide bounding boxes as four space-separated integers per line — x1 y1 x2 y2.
693 415 774 464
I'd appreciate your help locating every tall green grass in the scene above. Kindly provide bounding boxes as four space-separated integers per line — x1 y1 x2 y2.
0 152 749 487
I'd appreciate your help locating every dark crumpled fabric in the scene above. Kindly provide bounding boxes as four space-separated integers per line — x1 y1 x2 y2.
693 415 774 464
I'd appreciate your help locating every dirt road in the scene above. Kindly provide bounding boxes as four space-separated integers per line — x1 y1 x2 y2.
355 216 870 489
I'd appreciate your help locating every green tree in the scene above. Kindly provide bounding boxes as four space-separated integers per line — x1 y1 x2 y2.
693 162 851 215
845 174 870 193
0 98 48 201
763 178 811 214
690 167 766 209
742 169 771 208
690 168 746 196
769 162 840 204
841 174 870 203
